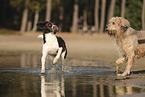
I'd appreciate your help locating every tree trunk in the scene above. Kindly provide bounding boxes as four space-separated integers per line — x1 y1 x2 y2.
32 10 39 32
108 0 116 20
20 7 28 33
46 0 51 21
27 13 32 32
72 0 79 33
142 0 145 30
27 21 32 32
94 0 99 32
20 0 29 33
100 0 106 33
59 0 64 32
83 10 88 33
121 0 126 17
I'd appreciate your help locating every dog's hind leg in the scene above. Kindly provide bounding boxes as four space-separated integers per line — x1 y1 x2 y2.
116 56 126 75
53 47 63 65
61 50 67 71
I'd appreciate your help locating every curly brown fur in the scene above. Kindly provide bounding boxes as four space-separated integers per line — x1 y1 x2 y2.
106 17 145 76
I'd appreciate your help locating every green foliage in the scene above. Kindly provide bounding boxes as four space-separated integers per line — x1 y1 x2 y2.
114 0 121 17
29 1 40 11
10 0 24 8
114 0 142 30
52 0 60 9
10 0 46 12
28 0 46 12
125 0 142 30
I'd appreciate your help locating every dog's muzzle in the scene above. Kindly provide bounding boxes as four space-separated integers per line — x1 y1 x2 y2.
105 27 115 36
107 30 115 36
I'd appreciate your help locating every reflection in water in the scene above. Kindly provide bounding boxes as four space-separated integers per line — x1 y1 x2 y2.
41 74 65 97
0 72 41 97
40 74 145 97
0 52 41 68
20 52 40 68
0 51 145 97
115 85 144 96
64 76 145 97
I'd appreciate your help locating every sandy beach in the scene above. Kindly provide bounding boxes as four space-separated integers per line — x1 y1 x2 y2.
0 32 145 71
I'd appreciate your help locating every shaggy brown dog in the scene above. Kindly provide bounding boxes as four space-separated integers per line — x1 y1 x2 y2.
106 17 145 76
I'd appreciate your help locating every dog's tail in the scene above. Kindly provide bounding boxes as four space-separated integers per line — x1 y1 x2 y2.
37 34 43 39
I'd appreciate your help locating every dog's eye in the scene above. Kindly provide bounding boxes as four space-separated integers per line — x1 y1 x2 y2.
112 22 115 25
47 23 52 27
48 24 52 27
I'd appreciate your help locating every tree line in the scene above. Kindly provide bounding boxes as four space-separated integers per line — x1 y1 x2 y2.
0 0 145 33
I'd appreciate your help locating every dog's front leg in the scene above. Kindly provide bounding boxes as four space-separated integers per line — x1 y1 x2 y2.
53 47 63 65
41 52 48 74
116 56 126 75
119 55 135 76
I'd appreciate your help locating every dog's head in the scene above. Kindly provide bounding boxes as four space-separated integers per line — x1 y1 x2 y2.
37 21 58 33
105 17 130 37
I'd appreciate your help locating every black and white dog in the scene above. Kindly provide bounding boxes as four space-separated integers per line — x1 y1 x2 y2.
37 21 67 74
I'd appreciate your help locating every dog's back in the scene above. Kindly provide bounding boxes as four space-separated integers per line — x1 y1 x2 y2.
137 31 145 38
135 31 145 58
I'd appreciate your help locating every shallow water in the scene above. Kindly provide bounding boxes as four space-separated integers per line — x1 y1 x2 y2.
0 52 145 97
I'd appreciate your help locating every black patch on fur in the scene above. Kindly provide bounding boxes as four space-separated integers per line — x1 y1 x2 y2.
36 21 45 29
56 36 67 58
138 39 145 44
37 21 53 33
37 21 58 33
43 33 46 44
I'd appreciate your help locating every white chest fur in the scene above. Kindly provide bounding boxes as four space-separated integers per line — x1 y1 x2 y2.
42 33 59 55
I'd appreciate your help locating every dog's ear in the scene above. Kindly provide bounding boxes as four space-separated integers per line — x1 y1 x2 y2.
121 26 128 32
37 21 45 29
120 18 130 33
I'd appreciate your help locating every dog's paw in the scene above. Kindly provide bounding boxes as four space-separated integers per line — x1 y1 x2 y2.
52 60 57 65
117 70 131 77
37 35 43 39
117 74 124 76
41 69 45 74
53 58 59 65
117 73 128 77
